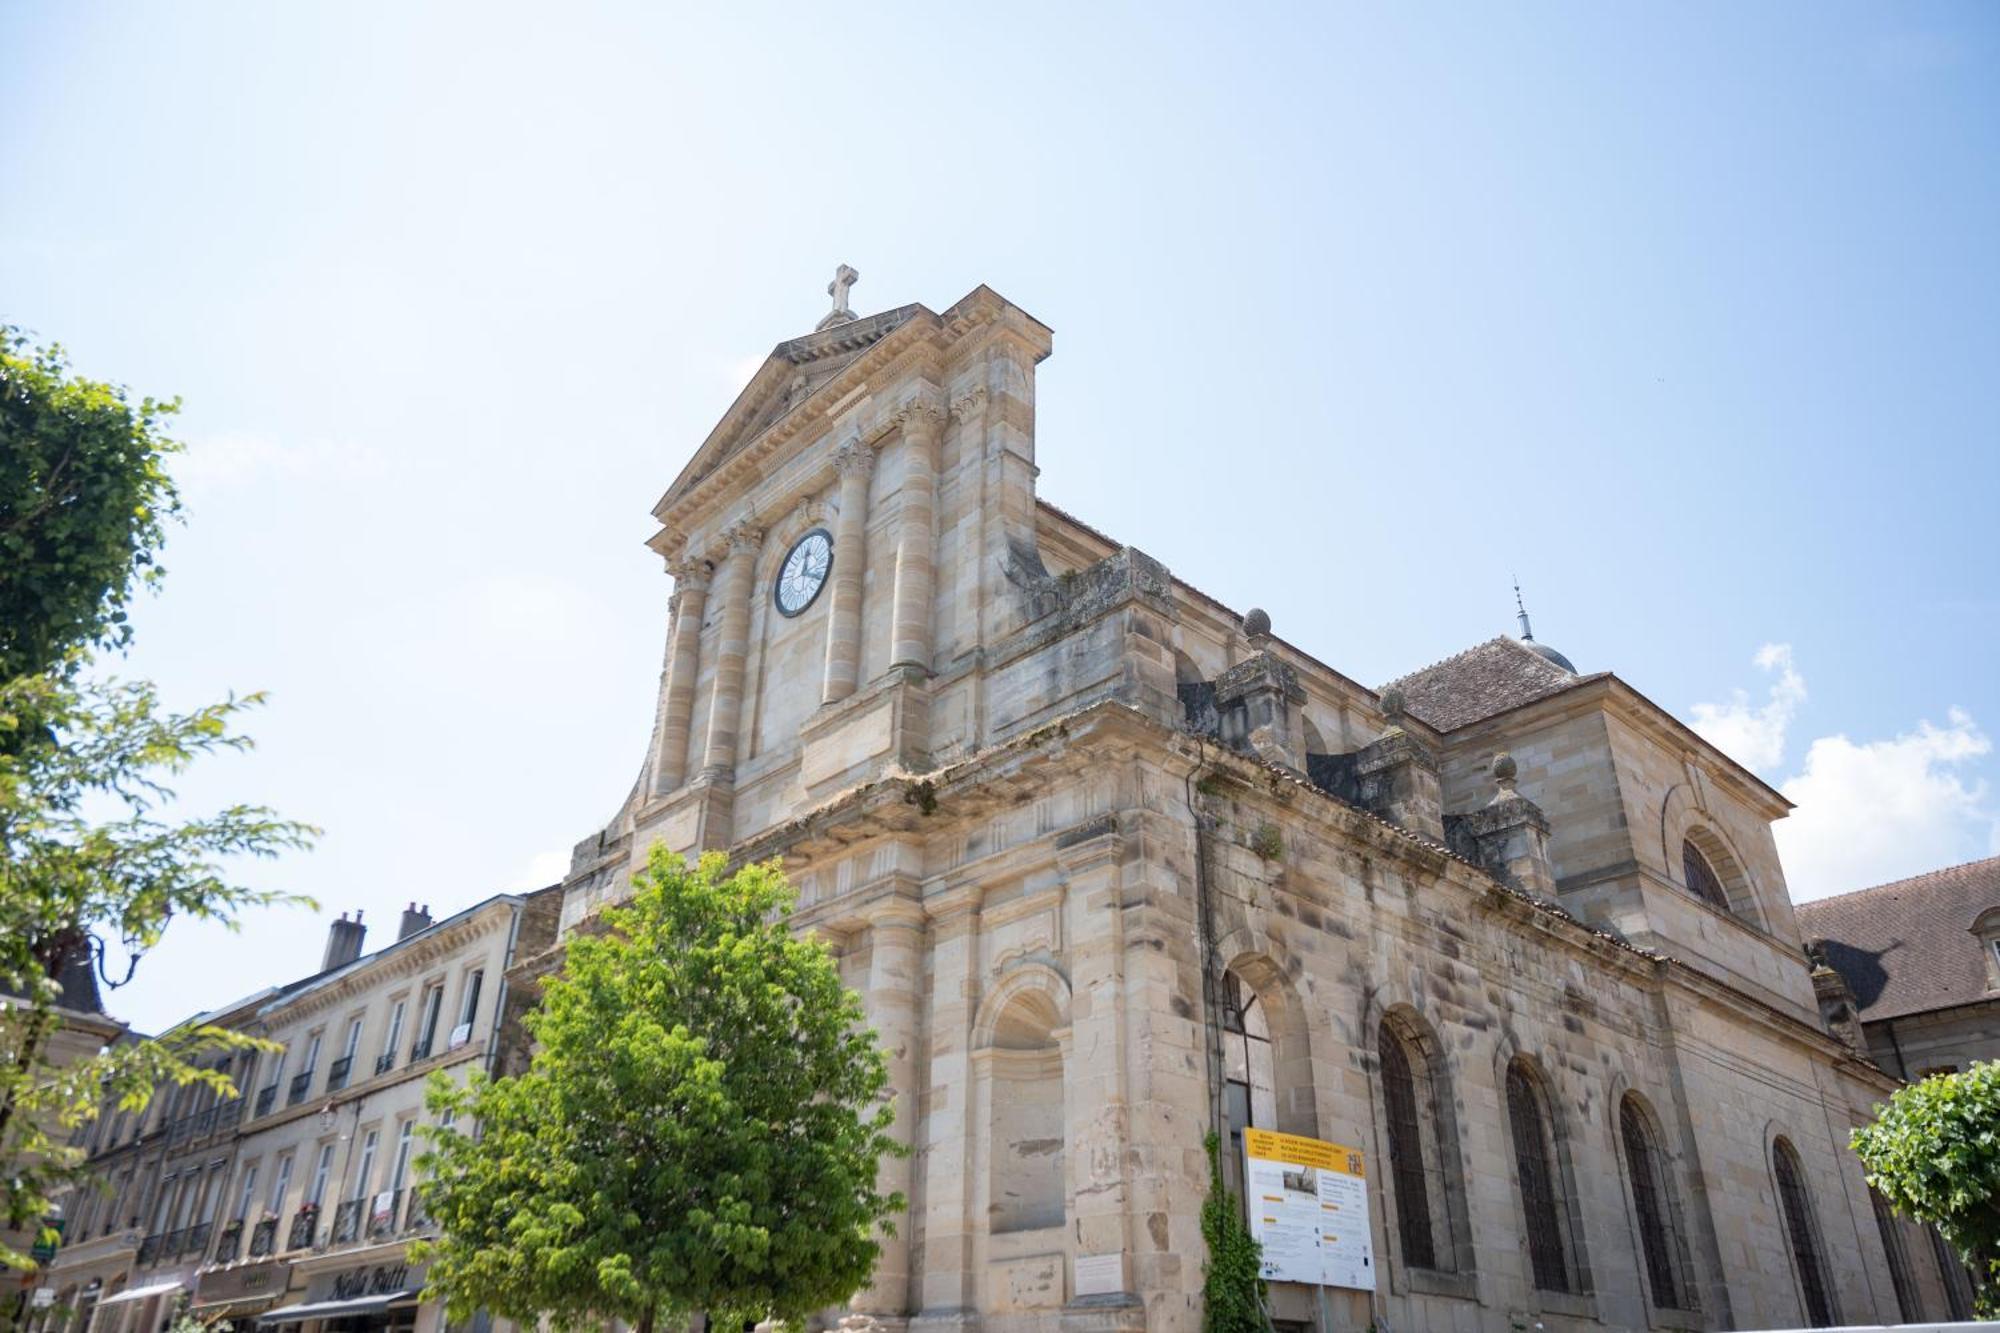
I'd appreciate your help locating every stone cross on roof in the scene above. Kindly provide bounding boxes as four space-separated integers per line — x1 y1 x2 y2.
816 263 860 330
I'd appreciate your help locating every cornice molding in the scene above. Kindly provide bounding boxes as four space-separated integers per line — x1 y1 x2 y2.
256 905 516 1030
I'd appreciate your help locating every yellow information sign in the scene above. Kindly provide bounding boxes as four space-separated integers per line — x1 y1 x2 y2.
1241 1128 1375 1291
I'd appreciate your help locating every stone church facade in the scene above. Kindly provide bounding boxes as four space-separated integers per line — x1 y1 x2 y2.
518 279 1945 1332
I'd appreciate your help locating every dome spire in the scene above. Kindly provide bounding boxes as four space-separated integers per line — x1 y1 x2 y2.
1512 578 1577 673
1513 576 1535 642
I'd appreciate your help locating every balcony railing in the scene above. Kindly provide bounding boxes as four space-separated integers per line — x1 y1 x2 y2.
248 1218 277 1258
193 1105 217 1139
185 1220 211 1257
331 1199 363 1246
326 1056 353 1092
166 1117 190 1148
214 1220 243 1263
366 1191 402 1242
402 1188 430 1234
164 1227 186 1257
253 1085 278 1117
286 1205 319 1252
410 1038 433 1063
374 1052 395 1076
288 1070 314 1106
137 1233 163 1266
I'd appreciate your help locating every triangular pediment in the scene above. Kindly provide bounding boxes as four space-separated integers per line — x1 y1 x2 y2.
656 304 923 517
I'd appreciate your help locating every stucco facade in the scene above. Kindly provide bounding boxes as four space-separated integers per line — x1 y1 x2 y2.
521 279 1956 1332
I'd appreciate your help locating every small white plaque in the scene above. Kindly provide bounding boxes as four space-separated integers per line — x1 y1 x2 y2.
1073 1252 1123 1297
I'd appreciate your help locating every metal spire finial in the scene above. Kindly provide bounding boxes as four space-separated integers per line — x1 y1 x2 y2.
1513 577 1535 642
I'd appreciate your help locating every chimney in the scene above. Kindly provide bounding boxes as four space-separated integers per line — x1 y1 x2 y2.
322 911 367 971
398 902 434 941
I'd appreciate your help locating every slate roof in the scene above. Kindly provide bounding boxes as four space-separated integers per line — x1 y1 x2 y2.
1794 855 2000 1023
1382 636 1607 733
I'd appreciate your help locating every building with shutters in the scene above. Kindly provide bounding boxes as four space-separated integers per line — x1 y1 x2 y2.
512 274 1966 1332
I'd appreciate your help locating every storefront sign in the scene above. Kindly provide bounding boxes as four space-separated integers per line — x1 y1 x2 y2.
322 1264 412 1303
194 1261 290 1308
1242 1128 1375 1291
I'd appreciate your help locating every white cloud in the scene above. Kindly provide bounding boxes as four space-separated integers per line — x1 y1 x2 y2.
1776 710 1996 901
1689 642 1805 772
505 849 571 891
1691 646 2000 902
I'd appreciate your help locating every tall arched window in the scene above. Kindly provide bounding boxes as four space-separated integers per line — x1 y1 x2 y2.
1867 1187 1919 1323
1219 972 1275 1203
1681 838 1730 911
1505 1060 1577 1293
1772 1137 1835 1327
1619 1096 1691 1311
1379 1024 1437 1271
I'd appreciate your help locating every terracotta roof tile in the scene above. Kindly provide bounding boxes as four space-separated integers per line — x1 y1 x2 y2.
1794 855 2000 1023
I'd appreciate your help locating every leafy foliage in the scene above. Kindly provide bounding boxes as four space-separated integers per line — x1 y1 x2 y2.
413 849 903 1333
1201 1133 1270 1333
0 328 183 680
1852 1060 2000 1316
0 668 316 1268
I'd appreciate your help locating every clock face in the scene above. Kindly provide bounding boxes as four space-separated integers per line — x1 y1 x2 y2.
774 528 832 617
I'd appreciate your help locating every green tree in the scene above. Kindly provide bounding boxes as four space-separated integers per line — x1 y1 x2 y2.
414 850 903 1333
1851 1060 2000 1317
0 328 182 681
0 327 315 1272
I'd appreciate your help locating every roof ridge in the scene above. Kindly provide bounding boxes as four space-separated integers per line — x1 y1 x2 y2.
1795 852 2000 910
1380 635 1514 691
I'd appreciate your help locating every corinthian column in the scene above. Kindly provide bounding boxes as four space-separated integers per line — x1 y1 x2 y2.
888 396 945 674
698 522 763 782
821 440 875 704
651 558 710 796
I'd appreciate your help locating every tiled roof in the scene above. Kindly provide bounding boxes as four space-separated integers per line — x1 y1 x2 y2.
1794 855 2000 1023
1382 637 1606 733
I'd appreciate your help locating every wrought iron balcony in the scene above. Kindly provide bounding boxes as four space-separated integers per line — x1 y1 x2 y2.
331 1199 363 1246
365 1191 402 1242
164 1227 186 1256
402 1188 430 1234
326 1055 352 1092
286 1204 319 1252
137 1233 163 1266
374 1052 395 1076
253 1085 278 1117
193 1105 217 1139
248 1218 277 1258
288 1070 314 1106
410 1037 433 1063
185 1220 211 1257
213 1220 243 1263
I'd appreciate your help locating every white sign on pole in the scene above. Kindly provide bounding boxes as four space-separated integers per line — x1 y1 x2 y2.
1242 1128 1375 1291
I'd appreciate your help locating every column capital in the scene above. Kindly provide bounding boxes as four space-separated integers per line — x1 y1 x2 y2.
949 384 989 421
859 891 928 935
719 521 765 555
893 390 947 433
668 556 712 591
833 437 877 477
922 882 983 924
1055 816 1123 876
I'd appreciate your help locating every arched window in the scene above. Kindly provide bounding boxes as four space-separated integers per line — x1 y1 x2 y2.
1506 1060 1578 1294
1378 1024 1437 1270
1772 1137 1835 1327
1619 1096 1691 1311
1681 839 1729 911
1219 972 1274 1202
1867 1187 1919 1323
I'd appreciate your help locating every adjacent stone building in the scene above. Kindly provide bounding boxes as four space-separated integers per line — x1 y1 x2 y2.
520 276 1958 1332
33 890 559 1333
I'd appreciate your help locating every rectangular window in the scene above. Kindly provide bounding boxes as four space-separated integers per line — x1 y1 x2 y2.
390 1121 416 1192
267 1155 293 1217
151 1175 179 1232
302 1031 322 1073
415 984 444 1058
234 1165 258 1221
307 1143 336 1206
459 970 484 1026
202 1166 227 1224
342 1015 364 1063
381 1000 407 1071
353 1130 379 1198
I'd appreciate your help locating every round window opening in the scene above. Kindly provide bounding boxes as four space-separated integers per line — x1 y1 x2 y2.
773 528 833 617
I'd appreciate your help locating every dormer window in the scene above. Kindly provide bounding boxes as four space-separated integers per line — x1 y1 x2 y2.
1681 839 1729 912
1974 907 2000 991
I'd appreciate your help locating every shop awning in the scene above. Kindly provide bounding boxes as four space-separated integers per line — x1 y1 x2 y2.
256 1290 419 1325
94 1281 184 1309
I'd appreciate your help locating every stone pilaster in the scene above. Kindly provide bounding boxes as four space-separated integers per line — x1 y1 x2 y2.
651 557 710 796
698 522 763 782
913 885 981 1325
856 892 926 1321
889 394 946 675
1353 689 1444 841
822 440 875 704
1056 823 1139 1308
1213 651 1307 773
1455 753 1557 898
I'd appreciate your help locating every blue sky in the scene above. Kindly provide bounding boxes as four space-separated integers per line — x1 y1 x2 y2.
4 2 1996 1034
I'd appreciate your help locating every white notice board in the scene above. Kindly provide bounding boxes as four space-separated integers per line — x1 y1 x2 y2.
1243 1127 1375 1291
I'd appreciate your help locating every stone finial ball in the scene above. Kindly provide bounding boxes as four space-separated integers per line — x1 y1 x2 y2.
1492 752 1517 782
1379 687 1405 720
1243 607 1272 638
